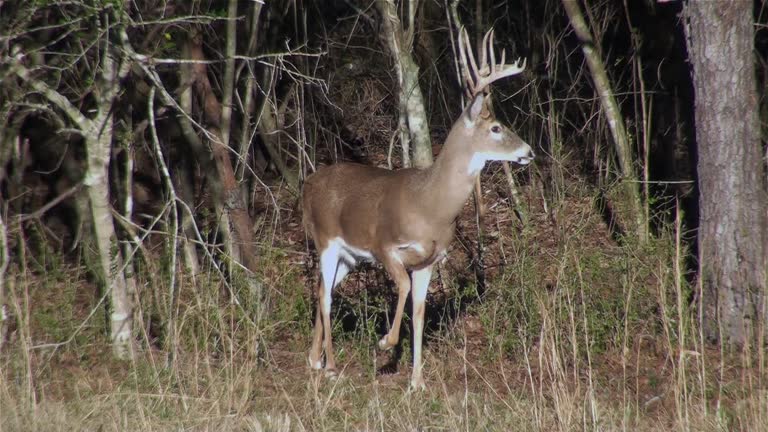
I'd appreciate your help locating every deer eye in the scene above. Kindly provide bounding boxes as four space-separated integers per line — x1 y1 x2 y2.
491 125 501 134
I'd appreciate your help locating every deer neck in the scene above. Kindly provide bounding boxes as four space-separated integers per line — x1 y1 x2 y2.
417 127 480 224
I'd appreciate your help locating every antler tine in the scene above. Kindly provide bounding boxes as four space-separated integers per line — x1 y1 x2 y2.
465 29 482 90
458 26 526 97
487 29 496 75
474 27 526 94
458 26 481 96
457 27 469 90
479 28 493 75
476 58 526 93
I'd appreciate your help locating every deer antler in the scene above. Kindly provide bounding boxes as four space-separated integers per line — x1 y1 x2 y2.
458 26 526 97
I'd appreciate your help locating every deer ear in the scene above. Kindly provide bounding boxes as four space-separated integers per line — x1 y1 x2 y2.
466 93 485 124
481 94 494 118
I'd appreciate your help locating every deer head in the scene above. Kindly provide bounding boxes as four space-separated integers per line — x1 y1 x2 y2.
459 92 534 175
452 27 533 174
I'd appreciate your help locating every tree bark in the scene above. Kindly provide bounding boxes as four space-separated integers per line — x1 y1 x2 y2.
220 0 238 155
0 212 8 352
86 45 134 359
376 0 433 169
256 97 300 191
11 34 134 358
186 28 260 274
235 1 264 181
685 1 767 345
114 106 139 351
84 120 133 359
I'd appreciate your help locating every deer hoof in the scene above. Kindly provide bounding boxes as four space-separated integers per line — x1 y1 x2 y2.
409 377 426 392
377 336 395 351
308 356 323 370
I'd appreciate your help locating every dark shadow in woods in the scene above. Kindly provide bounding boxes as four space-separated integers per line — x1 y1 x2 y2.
594 189 627 244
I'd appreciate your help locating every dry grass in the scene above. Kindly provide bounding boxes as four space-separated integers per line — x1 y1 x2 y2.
1 178 766 432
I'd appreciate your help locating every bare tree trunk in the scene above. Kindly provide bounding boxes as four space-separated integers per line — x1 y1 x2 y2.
0 101 13 352
220 0 238 155
236 1 264 181
0 211 8 352
0 102 20 187
147 87 181 361
84 124 133 358
256 98 300 191
115 108 139 346
172 43 231 274
685 1 767 345
85 45 133 359
376 0 433 169
472 0 487 218
10 33 134 358
173 152 201 280
562 0 647 241
186 29 260 274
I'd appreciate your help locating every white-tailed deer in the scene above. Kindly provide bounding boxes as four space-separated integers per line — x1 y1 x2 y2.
302 28 533 390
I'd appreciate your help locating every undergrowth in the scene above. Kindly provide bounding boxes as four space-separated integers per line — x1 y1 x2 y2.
1 185 766 432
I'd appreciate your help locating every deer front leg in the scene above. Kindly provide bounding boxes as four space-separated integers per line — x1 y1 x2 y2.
409 265 433 391
378 256 411 351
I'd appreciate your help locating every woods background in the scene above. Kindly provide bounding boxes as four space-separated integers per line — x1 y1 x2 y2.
0 0 767 430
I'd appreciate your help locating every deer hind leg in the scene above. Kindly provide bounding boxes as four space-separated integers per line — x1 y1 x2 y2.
378 255 412 351
310 241 350 375
409 265 433 391
308 278 324 370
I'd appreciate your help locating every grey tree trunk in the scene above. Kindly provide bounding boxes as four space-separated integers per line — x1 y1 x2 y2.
11 37 134 358
0 212 8 352
256 93 300 191
220 0 238 154
84 120 133 359
235 0 264 181
0 101 14 352
376 0 433 169
116 107 139 350
685 1 767 345
85 46 134 359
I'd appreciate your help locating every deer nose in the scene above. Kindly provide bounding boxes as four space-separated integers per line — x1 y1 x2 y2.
516 144 535 165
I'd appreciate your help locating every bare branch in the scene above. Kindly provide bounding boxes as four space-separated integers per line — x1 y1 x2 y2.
18 182 82 223
9 53 91 129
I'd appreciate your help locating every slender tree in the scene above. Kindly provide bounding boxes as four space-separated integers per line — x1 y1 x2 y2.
0 212 8 352
376 0 433 169
562 0 647 241
184 28 260 275
8 6 134 358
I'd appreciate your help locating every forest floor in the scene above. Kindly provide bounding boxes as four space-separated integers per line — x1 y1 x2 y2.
1 164 766 431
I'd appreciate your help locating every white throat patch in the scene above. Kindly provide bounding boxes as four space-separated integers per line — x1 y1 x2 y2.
467 153 489 175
